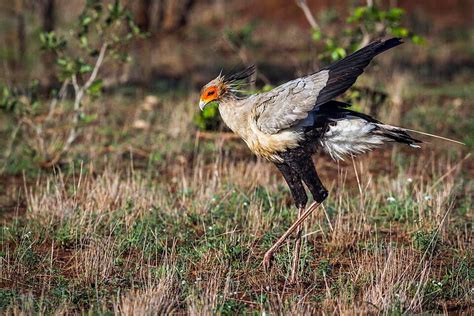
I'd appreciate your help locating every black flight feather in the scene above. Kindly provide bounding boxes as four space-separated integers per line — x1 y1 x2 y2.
315 38 403 107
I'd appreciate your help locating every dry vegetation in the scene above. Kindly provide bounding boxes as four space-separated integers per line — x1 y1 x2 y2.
1 74 473 314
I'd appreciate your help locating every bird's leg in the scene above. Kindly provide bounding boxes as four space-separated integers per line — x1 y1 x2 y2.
263 163 307 271
290 156 328 206
263 201 320 269
285 155 329 282
290 205 305 283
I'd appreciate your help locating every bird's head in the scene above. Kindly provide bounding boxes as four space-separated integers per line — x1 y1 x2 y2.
199 65 256 110
199 76 225 111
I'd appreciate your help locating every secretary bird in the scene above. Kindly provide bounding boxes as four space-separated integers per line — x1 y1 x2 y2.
199 38 421 283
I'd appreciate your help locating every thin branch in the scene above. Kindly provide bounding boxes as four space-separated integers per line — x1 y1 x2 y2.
46 78 69 121
295 0 320 30
83 43 107 91
359 24 372 49
44 43 108 167
71 74 79 94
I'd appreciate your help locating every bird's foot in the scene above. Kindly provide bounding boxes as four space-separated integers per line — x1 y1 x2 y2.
262 251 274 271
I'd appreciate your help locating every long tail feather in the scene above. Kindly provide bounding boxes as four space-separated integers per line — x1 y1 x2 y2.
400 128 465 145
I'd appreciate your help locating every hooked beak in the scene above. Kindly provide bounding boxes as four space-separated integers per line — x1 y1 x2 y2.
199 100 207 111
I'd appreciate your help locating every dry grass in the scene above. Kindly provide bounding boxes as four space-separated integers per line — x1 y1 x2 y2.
1 142 472 314
0 57 473 314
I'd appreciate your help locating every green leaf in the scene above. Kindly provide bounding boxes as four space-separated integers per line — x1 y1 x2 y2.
391 27 409 37
131 25 140 35
79 63 93 74
194 101 221 131
311 29 322 41
79 113 98 123
202 102 218 119
411 35 425 45
87 79 103 96
349 6 367 22
79 36 89 48
40 31 67 51
56 58 68 66
81 16 92 26
387 7 405 20
39 32 46 45
331 47 346 61
335 47 346 58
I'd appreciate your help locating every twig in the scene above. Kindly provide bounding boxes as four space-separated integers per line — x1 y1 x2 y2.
46 78 69 121
64 43 107 150
45 43 108 167
295 0 320 31
83 43 107 91
71 74 79 94
359 24 372 49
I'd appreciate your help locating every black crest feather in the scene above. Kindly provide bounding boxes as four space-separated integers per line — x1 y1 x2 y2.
224 65 256 84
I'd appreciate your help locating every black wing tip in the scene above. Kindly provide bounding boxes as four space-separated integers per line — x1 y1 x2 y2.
372 37 404 54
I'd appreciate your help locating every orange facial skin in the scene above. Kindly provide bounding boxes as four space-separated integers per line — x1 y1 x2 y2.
200 85 220 104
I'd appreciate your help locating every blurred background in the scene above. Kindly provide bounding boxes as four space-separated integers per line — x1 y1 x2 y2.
1 0 473 86
0 0 473 171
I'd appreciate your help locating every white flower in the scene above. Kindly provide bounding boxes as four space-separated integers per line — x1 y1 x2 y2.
387 196 396 203
424 195 432 201
407 178 413 183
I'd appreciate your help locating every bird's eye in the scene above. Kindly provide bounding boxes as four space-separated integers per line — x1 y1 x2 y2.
207 90 215 96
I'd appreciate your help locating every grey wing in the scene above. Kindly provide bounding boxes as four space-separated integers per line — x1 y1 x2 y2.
253 38 403 135
253 70 329 134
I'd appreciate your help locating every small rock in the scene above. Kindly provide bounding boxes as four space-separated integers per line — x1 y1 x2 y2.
132 119 149 129
142 95 159 111
453 98 462 107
